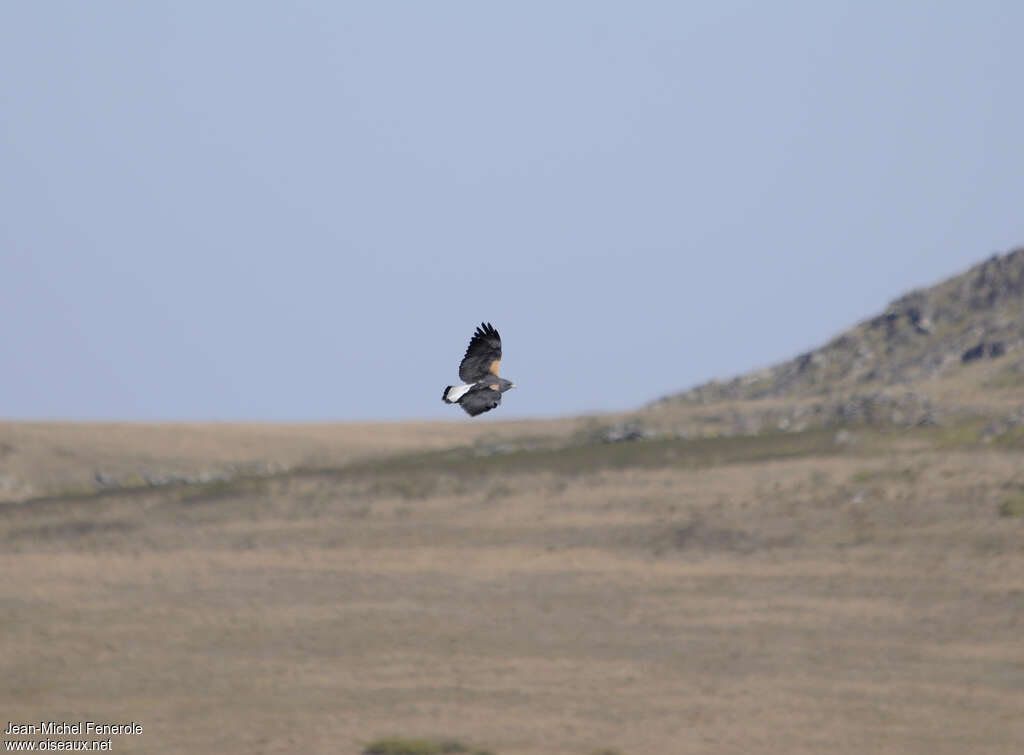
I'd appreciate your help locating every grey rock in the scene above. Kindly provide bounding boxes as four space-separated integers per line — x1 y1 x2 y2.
94 472 119 487
598 422 653 443
961 341 1006 363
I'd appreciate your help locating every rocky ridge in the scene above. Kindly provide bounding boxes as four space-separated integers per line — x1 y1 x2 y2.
657 247 1024 405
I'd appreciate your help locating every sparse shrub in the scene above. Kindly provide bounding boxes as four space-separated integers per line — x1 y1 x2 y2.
998 494 1024 518
849 466 918 484
363 739 441 755
362 739 491 755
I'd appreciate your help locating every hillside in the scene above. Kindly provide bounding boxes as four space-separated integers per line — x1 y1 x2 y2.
658 247 1024 404
636 248 1024 442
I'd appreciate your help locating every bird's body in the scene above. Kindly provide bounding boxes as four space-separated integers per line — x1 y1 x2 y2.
442 322 516 416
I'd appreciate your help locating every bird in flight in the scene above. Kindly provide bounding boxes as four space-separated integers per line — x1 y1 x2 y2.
442 322 516 416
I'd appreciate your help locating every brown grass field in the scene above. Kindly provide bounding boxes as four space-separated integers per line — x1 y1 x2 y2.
2 412 1023 754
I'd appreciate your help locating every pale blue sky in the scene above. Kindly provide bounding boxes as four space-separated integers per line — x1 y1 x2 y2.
2 2 1022 421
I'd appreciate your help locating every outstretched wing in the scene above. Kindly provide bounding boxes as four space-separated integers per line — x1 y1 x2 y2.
459 322 502 383
460 386 502 416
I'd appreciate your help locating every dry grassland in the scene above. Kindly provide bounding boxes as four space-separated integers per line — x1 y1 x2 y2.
1 420 1023 754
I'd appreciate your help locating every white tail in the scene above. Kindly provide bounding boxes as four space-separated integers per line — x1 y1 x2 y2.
442 384 473 403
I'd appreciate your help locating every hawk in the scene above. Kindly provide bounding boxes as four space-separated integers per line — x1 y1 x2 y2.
442 322 516 416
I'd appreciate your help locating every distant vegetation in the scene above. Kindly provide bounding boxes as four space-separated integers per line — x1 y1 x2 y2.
999 492 1024 518
362 739 494 755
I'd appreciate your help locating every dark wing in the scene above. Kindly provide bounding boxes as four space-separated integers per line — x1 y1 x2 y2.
459 386 502 416
458 322 502 383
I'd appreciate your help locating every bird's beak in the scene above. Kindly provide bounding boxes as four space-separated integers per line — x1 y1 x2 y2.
510 383 517 389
